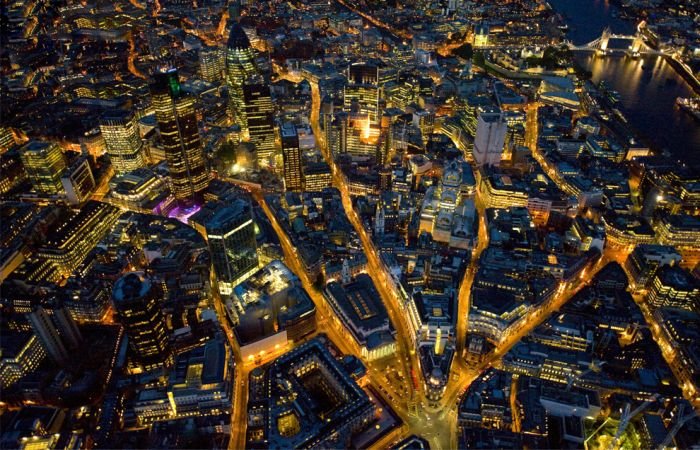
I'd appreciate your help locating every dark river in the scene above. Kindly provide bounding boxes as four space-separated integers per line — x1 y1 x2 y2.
548 0 700 167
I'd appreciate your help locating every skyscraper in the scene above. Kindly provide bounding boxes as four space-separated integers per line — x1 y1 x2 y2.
226 23 259 130
150 68 209 205
99 110 147 174
244 80 277 167
205 200 259 295
281 122 303 192
344 63 380 122
473 109 507 167
0 126 16 153
19 140 67 195
112 272 173 371
199 45 224 83
60 157 96 205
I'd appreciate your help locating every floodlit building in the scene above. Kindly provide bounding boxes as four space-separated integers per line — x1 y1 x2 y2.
231 261 316 361
281 122 303 192
99 110 147 174
19 140 66 195
473 110 507 167
244 80 277 167
323 274 397 360
205 199 259 295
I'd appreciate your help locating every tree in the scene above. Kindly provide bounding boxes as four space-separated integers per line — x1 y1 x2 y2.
473 51 485 67
452 43 473 60
217 140 236 164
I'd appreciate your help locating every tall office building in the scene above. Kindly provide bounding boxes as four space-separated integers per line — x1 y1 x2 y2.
61 157 96 205
199 45 224 83
473 109 507 167
150 68 209 205
19 140 67 195
226 22 259 130
205 200 259 295
344 63 380 123
281 122 303 192
112 272 173 371
99 110 147 174
51 305 83 349
0 126 16 153
27 306 78 366
244 80 277 167
304 161 332 192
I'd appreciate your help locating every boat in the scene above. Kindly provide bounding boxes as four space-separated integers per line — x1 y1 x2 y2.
613 108 628 123
607 90 622 104
676 97 700 122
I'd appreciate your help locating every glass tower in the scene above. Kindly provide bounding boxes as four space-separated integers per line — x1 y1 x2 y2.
205 199 259 295
225 23 259 131
281 122 303 192
19 140 67 195
150 68 209 205
99 109 147 174
244 80 277 167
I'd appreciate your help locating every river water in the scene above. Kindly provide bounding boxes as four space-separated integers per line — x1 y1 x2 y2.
548 0 700 167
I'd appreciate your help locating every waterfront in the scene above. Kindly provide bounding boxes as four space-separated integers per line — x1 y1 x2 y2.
549 0 700 166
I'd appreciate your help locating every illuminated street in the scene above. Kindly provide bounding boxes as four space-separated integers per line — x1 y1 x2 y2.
3 0 700 447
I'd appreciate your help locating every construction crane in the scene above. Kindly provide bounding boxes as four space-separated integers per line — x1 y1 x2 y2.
606 394 659 450
656 403 698 450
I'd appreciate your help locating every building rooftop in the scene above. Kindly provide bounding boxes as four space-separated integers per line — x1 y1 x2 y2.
324 274 395 350
232 260 315 346
247 337 375 449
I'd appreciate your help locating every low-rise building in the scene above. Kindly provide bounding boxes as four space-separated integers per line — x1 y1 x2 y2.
323 274 397 360
231 261 316 361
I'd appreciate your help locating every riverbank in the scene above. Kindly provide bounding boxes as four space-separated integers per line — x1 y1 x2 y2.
664 55 700 97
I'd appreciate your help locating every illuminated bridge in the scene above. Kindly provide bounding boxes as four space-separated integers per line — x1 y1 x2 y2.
565 26 664 57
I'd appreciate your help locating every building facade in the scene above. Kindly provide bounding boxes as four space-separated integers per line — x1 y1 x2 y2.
150 68 209 205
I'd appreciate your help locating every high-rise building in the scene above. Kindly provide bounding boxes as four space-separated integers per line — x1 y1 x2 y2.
61 157 96 205
51 305 83 350
199 45 224 83
150 68 209 205
205 200 259 295
226 23 259 130
112 272 173 371
303 161 332 192
27 306 70 365
281 122 303 192
99 110 147 174
0 126 16 153
19 140 67 195
344 63 380 123
473 110 507 167
327 111 348 157
244 80 277 167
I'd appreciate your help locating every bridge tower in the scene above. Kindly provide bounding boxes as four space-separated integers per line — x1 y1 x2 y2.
598 27 612 55
629 33 643 57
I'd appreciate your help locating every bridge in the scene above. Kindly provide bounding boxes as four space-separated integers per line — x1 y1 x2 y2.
565 26 663 57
